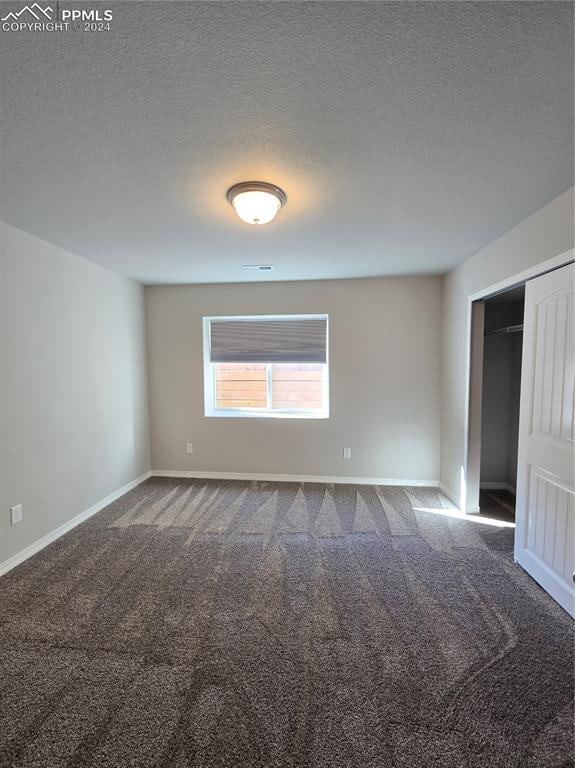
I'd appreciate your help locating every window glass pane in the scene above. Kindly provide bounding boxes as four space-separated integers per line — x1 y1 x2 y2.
272 363 324 410
215 363 267 408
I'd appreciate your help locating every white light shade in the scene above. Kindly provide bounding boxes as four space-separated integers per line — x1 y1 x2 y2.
227 182 286 225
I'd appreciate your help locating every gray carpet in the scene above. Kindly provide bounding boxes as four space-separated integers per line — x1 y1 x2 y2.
479 489 517 525
0 478 572 767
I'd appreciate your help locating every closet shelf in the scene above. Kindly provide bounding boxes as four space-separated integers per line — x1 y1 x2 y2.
485 323 524 336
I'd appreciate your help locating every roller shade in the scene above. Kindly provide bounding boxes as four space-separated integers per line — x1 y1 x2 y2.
209 316 327 363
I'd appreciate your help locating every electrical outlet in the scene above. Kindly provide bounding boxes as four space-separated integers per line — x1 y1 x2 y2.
185 443 194 454
343 447 351 459
10 504 22 525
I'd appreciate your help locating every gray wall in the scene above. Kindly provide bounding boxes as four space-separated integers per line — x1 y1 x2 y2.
480 332 522 490
480 334 513 484
146 276 443 481
0 222 151 565
440 187 574 507
507 333 522 490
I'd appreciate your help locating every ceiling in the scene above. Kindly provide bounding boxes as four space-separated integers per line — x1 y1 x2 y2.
1 1 573 285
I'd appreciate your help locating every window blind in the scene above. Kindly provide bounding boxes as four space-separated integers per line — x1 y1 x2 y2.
209 316 327 363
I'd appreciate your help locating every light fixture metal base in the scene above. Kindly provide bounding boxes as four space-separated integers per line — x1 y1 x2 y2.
226 181 287 207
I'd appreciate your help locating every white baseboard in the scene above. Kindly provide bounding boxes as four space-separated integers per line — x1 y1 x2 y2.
0 471 152 578
0 469 449 578
480 481 516 495
152 469 440 488
438 482 461 509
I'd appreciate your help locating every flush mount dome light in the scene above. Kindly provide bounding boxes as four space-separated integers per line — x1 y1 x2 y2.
226 181 287 225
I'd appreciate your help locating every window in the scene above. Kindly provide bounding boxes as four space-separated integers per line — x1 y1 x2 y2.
203 315 329 418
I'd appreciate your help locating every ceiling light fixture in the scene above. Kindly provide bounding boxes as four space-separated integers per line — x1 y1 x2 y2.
226 181 287 225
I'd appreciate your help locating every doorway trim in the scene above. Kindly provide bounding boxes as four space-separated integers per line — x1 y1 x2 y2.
462 248 574 514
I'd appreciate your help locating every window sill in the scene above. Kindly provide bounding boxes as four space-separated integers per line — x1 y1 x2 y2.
205 409 329 420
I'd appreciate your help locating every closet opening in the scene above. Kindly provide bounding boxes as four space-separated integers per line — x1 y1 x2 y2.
479 284 525 523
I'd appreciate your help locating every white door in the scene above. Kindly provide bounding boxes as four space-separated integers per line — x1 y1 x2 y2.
515 262 575 616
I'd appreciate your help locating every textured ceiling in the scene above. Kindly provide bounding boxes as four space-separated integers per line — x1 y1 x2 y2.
1 1 573 284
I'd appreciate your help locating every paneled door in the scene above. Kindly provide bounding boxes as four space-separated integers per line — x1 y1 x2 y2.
515 262 574 616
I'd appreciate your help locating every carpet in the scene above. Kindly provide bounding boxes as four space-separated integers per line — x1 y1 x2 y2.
0 478 572 767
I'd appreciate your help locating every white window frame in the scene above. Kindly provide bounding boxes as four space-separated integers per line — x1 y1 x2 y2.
203 314 329 419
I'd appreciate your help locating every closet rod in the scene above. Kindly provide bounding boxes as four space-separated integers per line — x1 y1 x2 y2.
485 323 524 336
